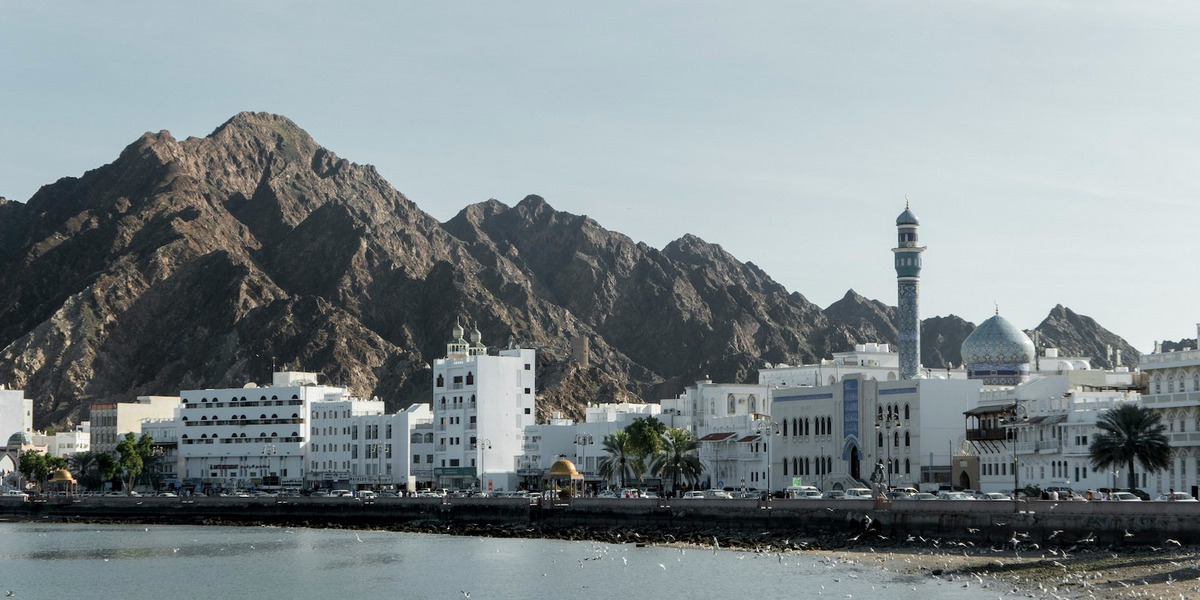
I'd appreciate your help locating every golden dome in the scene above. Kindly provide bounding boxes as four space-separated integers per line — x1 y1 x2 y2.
549 459 579 476
49 469 75 482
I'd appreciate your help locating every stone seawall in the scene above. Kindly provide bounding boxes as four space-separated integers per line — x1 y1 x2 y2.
3 496 1198 548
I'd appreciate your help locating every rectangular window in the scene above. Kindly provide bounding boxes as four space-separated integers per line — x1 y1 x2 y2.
524 408 531 415
524 388 531 394
413 455 420 464
525 364 531 370
450 459 460 467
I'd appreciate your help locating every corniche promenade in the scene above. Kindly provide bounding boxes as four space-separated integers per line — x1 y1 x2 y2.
3 495 1198 550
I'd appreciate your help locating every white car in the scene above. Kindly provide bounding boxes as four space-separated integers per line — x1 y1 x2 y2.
682 491 706 499
703 490 733 499
937 491 975 501
2 490 27 497
844 488 874 500
1154 491 1197 502
1112 492 1142 501
977 492 1011 501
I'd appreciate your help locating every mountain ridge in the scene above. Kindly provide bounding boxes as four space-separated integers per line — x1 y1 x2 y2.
0 112 1142 429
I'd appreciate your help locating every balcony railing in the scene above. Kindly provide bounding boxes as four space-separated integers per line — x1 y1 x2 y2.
966 428 1009 442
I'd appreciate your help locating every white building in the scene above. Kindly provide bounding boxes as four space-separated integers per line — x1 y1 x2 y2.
178 371 345 493
89 395 180 455
0 386 34 444
1139 328 1200 497
142 418 179 491
518 403 663 492
307 396 433 492
431 321 536 491
772 375 981 493
50 422 91 458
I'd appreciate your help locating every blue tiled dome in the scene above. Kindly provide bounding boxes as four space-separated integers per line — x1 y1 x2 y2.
6 431 32 446
896 207 919 226
961 314 1035 385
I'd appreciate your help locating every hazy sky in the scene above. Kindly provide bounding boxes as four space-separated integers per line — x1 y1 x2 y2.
4 2 1198 353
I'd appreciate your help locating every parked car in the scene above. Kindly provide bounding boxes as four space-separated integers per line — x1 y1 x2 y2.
912 492 938 500
1154 491 1197 502
155 492 178 498
703 489 733 499
1111 492 1142 501
2 490 27 497
597 490 618 499
977 492 1011 501
682 491 706 499
821 490 846 500
844 488 874 500
785 485 822 499
937 491 975 501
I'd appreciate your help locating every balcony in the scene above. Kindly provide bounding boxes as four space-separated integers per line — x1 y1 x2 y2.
966 428 1009 442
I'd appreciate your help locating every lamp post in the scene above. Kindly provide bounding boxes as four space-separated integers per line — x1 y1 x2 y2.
753 419 779 498
476 438 492 492
574 434 594 495
1002 401 1028 510
875 411 901 490
261 443 277 490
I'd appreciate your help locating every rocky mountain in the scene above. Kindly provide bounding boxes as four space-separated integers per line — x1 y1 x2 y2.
1029 305 1140 370
0 112 1143 429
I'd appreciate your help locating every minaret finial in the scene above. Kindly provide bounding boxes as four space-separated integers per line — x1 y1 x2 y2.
905 194 910 209
994 301 999 315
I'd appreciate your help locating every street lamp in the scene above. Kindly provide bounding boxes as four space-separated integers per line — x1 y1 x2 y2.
476 438 492 491
875 411 901 490
753 419 779 498
1002 402 1028 510
261 444 277 490
574 434 594 495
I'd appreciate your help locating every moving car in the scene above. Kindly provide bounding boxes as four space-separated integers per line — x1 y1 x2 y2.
1154 491 1197 502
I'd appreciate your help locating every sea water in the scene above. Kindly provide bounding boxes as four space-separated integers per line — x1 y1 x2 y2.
0 523 1023 599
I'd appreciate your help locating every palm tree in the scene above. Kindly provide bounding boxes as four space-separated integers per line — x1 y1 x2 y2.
69 451 100 490
1089 404 1172 490
598 430 634 489
651 428 702 496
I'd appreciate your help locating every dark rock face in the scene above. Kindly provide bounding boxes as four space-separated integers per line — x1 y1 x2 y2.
0 113 1143 429
1029 305 1140 369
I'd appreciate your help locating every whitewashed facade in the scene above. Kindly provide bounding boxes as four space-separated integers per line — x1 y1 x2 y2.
431 322 536 491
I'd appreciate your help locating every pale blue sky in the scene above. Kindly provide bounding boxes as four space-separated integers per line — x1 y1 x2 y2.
3 2 1198 353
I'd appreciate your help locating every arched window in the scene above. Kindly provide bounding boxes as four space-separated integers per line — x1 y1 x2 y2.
200 434 208 439
878 432 884 447
436 374 445 387
260 396 267 401
783 458 789 476
894 431 899 447
904 403 910 420
260 414 267 419
728 394 735 412
904 430 911 447
181 434 188 439
748 395 757 413
424 433 433 443
877 405 884 420
466 372 474 385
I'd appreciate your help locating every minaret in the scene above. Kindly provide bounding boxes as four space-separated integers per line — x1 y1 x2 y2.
893 199 925 380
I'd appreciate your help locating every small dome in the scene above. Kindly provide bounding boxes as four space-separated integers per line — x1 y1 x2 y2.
49 469 75 482
896 207 920 226
549 459 579 476
961 314 1035 385
6 432 32 447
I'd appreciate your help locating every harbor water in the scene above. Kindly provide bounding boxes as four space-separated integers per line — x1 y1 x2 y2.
0 523 1024 599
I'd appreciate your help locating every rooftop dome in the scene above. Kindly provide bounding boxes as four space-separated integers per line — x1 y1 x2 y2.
49 469 75 482
896 206 920 226
548 458 579 477
6 432 32 447
961 314 1036 386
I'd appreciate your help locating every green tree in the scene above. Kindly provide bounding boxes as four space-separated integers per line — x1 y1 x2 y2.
18 450 50 491
95 452 119 487
598 430 634 489
115 433 154 494
650 428 703 496
1089 404 1172 490
69 451 102 491
626 417 666 458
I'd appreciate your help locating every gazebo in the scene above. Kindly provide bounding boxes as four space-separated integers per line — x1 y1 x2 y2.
47 469 79 497
546 458 584 498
